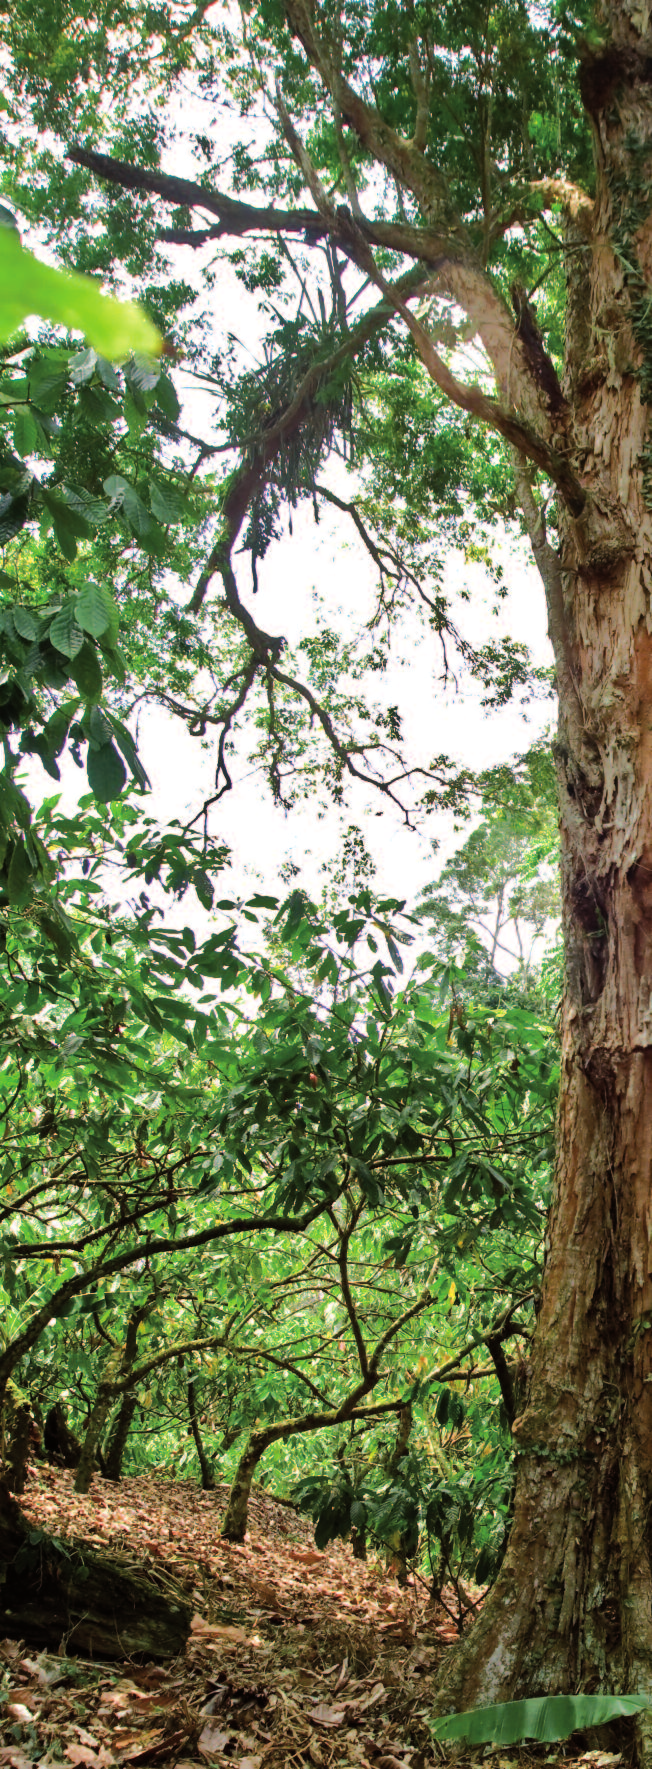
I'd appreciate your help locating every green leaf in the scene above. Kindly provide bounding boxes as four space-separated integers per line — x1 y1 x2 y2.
103 474 165 554
86 740 127 802
127 353 161 394
194 869 214 910
12 607 38 641
7 837 34 907
70 348 98 385
49 604 85 659
0 230 161 359
130 989 164 1032
154 372 181 421
149 480 193 524
430 1694 652 1747
41 489 92 541
0 490 31 543
75 583 119 641
96 356 121 390
28 355 70 410
13 407 38 455
69 642 103 701
106 713 150 791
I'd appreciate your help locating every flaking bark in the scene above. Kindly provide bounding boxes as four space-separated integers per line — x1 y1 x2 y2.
433 10 652 1752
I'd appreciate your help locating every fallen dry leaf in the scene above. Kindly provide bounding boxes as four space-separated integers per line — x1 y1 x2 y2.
198 1723 231 1756
191 1616 248 1643
65 1748 111 1768
308 1703 347 1727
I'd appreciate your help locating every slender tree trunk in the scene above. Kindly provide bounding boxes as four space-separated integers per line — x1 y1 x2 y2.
2 1401 35 1494
187 1378 215 1490
104 1393 137 1482
435 16 652 1755
385 1403 413 1586
75 1384 113 1493
77 1308 150 1492
221 1430 273 1541
76 1346 125 1493
350 1522 367 1560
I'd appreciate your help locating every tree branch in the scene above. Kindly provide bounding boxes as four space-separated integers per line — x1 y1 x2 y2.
66 143 468 271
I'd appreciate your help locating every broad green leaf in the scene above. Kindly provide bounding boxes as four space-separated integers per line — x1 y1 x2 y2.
69 642 103 701
149 480 193 525
130 989 164 1032
28 354 70 409
0 490 30 543
69 347 98 385
127 353 161 394
7 836 34 907
86 740 127 802
154 372 180 420
106 713 150 791
12 607 38 641
0 230 161 358
13 408 38 455
49 604 85 659
194 869 214 910
75 583 118 641
60 486 109 529
430 1694 652 1746
41 490 92 541
96 356 121 390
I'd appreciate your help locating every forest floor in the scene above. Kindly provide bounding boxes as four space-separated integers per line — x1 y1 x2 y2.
0 1468 621 1769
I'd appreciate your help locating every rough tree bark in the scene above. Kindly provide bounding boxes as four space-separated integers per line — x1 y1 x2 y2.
434 9 652 1753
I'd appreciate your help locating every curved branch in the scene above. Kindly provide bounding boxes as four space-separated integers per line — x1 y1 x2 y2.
66 144 468 271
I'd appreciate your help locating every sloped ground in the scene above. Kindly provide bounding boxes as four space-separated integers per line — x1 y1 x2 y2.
0 1468 621 1769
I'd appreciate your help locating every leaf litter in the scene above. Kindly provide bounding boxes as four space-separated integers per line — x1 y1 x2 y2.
0 1468 625 1769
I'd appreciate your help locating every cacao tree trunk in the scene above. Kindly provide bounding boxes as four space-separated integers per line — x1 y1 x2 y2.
187 1377 215 1490
75 1379 115 1493
435 12 652 1756
221 1430 272 1541
385 1403 413 1586
104 1393 137 1482
77 1312 150 1492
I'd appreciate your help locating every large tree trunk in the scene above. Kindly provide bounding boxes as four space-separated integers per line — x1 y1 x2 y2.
0 1485 190 1658
435 10 652 1756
